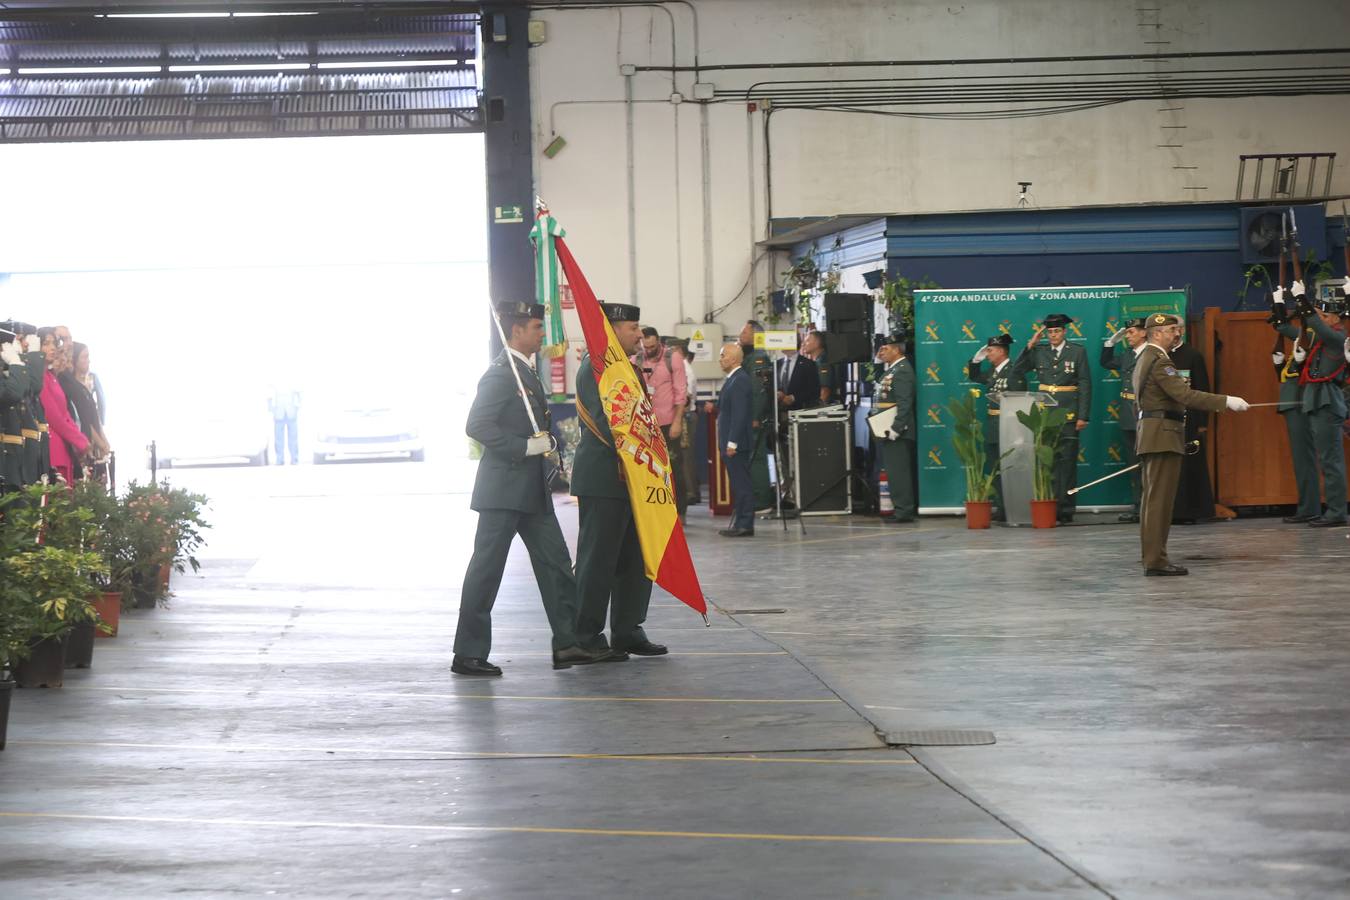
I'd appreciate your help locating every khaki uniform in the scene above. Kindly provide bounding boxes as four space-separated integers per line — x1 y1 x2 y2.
1133 343 1228 571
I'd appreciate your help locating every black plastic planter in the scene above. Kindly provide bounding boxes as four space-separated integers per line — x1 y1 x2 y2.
64 622 96 669
0 679 13 750
13 635 67 688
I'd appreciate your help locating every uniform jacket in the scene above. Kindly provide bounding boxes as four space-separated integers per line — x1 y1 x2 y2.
1279 317 1347 416
966 358 1027 444
778 353 821 411
571 352 650 500
875 357 916 441
1100 343 1143 431
41 369 89 473
1 357 28 487
1272 321 1307 413
1168 342 1214 439
1132 344 1227 455
744 347 773 424
22 351 47 483
1012 340 1092 422
716 367 753 454
466 350 552 513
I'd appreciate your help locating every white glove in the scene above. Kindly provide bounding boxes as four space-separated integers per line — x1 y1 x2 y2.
525 435 552 457
1225 396 1249 412
1343 275 1350 295
971 346 989 363
1271 288 1288 306
1272 351 1286 366
24 335 39 353
1293 343 1308 363
1343 337 1350 359
0 342 20 366
1105 327 1126 347
1291 279 1306 298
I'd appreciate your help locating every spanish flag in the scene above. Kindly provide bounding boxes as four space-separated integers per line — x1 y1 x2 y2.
553 234 708 620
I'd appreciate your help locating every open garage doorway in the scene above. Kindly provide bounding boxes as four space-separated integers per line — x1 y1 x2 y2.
0 133 489 494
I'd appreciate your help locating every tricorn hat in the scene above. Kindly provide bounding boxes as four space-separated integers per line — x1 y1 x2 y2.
875 332 906 349
495 300 546 320
986 333 1013 349
601 302 641 323
1146 313 1182 328
1041 313 1074 328
1126 317 1149 330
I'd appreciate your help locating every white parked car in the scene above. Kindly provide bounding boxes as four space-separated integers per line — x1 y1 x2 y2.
312 403 424 464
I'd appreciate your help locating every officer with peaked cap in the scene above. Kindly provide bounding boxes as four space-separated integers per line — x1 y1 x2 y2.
1135 313 1249 574
1273 288 1349 526
968 333 1026 521
1011 312 1093 523
0 323 29 490
452 300 611 676
573 301 668 658
874 331 917 522
1101 317 1149 522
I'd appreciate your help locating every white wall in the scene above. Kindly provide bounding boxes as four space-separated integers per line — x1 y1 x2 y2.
528 0 1350 344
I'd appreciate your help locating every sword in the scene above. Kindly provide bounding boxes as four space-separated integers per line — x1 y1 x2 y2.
1067 440 1200 496
486 300 563 483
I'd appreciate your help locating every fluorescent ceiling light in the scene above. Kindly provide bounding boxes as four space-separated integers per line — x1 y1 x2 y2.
168 63 311 72
317 60 462 70
103 12 230 18
232 11 319 16
17 66 161 75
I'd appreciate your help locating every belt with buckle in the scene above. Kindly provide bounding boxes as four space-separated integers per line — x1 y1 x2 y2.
1138 410 1184 422
21 428 38 439
1120 391 1136 400
1 434 21 445
988 408 1000 416
38 423 49 433
1041 385 1079 393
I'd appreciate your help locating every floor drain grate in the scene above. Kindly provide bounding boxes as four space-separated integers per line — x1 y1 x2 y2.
883 730 996 747
725 609 787 615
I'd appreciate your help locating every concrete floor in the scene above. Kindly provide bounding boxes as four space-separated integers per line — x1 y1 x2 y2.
2 461 1348 898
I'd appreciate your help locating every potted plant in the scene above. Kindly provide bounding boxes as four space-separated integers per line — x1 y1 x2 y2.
71 481 135 636
1015 402 1072 528
122 480 209 609
946 392 1012 529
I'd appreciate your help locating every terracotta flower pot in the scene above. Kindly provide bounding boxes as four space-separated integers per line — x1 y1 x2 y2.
1030 499 1059 529
93 592 122 637
965 501 993 529
158 563 172 591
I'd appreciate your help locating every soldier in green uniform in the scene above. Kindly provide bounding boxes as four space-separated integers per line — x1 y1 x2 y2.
738 320 775 511
451 301 610 677
1101 317 1148 523
16 329 47 484
573 302 668 658
1270 300 1321 523
1011 312 1092 523
967 333 1025 522
0 326 28 490
1274 285 1348 526
1134 314 1249 575
873 332 916 522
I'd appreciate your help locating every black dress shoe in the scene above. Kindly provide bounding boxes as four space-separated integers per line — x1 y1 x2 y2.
552 645 613 670
718 528 754 537
451 656 502 676
886 516 916 524
1308 517 1348 528
1145 564 1189 576
622 640 668 656
1282 514 1315 523
596 650 630 662
1117 513 1140 523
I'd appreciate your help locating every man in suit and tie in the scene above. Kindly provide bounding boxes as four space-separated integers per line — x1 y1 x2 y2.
776 340 821 413
716 342 755 537
452 301 612 676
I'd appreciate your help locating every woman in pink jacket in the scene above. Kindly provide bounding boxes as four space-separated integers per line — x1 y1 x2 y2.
38 328 89 485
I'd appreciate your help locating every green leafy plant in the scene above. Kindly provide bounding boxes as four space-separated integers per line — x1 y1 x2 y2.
71 480 138 595
1015 402 1072 501
122 480 210 607
877 272 940 336
946 392 1012 502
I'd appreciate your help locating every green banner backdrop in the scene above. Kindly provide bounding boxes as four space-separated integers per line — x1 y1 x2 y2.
1120 289 1188 323
913 285 1133 512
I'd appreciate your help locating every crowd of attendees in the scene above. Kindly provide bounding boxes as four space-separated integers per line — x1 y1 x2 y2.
1 320 111 490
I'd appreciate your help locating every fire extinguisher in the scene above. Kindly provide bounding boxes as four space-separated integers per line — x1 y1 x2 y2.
550 356 567 398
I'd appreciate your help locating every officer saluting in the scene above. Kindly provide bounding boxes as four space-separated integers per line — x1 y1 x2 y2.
452 301 611 676
1134 314 1249 575
1011 313 1092 523
573 302 667 659
967 333 1025 522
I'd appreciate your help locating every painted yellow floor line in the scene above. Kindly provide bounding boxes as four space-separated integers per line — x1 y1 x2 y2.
72 685 841 705
9 740 913 765
0 811 1022 846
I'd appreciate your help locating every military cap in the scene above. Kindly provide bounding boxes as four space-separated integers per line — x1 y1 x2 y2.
0 323 15 342
495 300 546 320
985 333 1013 349
1041 313 1074 328
601 302 641 323
1126 316 1149 330
876 332 906 349
1145 313 1182 328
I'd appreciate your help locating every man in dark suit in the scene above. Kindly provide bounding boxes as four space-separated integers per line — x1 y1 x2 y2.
716 342 755 536
572 302 667 658
452 301 611 676
777 343 821 413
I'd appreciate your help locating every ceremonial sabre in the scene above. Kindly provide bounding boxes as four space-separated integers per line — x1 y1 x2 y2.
1067 440 1200 496
486 300 563 481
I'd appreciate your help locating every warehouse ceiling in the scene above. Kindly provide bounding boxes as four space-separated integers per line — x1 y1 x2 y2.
0 2 486 141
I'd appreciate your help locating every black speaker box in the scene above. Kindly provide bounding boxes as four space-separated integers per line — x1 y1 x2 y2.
825 293 871 334
823 332 872 365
